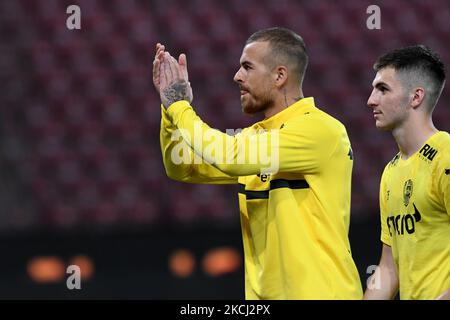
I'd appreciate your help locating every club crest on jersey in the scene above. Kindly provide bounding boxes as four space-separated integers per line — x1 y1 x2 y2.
403 179 413 207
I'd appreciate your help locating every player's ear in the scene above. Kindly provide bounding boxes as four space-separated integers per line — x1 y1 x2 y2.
274 66 288 88
411 87 425 109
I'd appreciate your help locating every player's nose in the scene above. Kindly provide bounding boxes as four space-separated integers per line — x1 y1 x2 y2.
233 68 243 84
367 90 378 109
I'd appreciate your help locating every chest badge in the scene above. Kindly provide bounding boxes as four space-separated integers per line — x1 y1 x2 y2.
403 179 413 207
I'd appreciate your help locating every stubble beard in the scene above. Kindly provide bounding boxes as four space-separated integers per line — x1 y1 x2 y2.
241 93 273 116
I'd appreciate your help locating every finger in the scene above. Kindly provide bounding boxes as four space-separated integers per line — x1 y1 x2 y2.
155 43 165 62
163 52 173 85
153 58 160 78
157 50 165 64
159 62 166 88
178 53 189 81
165 52 179 82
156 46 165 61
168 54 181 80
155 43 165 53
153 58 160 87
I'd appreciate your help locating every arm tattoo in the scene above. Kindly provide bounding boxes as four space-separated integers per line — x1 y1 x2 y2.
162 80 190 107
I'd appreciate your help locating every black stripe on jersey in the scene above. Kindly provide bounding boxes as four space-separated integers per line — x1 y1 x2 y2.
239 184 269 199
270 179 309 190
238 179 309 199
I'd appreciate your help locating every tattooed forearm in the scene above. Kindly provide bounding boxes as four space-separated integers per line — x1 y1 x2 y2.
162 80 190 107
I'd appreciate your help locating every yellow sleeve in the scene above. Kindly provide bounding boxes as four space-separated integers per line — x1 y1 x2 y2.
437 152 450 216
160 105 238 184
379 166 392 246
166 101 339 176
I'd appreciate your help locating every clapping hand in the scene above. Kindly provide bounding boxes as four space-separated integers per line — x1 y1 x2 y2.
153 43 193 108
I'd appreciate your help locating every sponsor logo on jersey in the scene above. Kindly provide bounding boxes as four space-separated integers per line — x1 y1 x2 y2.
445 169 450 175
419 144 438 161
256 173 270 182
387 203 422 236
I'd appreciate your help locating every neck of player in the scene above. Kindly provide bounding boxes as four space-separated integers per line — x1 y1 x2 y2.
264 87 304 119
393 115 438 160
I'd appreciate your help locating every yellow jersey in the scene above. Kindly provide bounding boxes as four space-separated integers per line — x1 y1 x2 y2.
380 131 450 299
161 97 362 299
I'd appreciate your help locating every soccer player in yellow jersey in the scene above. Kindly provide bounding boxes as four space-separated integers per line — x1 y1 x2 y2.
153 27 362 299
364 45 450 300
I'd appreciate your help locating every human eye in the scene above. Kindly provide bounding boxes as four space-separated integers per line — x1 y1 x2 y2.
242 62 252 70
379 85 389 93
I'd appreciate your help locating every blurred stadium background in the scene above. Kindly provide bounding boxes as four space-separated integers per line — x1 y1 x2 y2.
0 0 449 298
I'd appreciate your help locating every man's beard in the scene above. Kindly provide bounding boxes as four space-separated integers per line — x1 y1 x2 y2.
241 94 273 115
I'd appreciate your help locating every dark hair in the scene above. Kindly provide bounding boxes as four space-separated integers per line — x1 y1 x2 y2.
246 27 308 84
374 45 446 109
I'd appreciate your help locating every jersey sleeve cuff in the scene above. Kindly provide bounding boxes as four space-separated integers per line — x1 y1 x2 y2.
166 100 192 120
380 235 392 246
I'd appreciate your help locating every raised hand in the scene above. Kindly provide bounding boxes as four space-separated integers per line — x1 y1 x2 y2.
152 43 165 93
159 51 193 108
